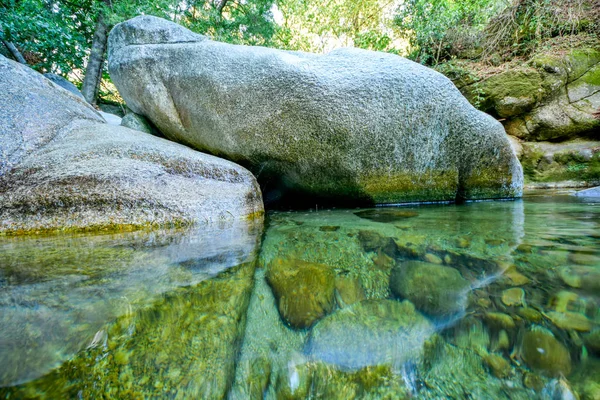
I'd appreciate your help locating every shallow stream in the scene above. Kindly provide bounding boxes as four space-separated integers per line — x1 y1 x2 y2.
1 191 599 399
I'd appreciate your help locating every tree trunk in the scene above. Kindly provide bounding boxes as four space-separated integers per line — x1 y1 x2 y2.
81 10 109 105
0 25 27 64
217 0 229 16
1 39 27 64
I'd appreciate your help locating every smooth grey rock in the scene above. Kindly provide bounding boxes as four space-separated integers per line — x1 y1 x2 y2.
43 73 85 99
108 16 523 205
575 186 600 197
98 110 122 126
121 111 155 135
0 55 102 176
0 55 264 234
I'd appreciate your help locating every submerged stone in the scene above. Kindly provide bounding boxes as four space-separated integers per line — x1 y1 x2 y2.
305 299 434 370
568 252 600 266
484 312 516 329
545 311 593 332
584 329 600 356
354 209 419 223
389 261 470 317
501 288 525 307
108 16 523 205
266 258 335 329
483 353 511 378
558 266 600 293
334 275 366 308
521 326 572 377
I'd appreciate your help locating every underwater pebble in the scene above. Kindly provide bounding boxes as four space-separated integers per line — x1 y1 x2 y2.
477 297 492 309
549 291 579 313
558 266 600 293
521 326 572 377
545 311 593 332
354 209 418 223
390 261 470 317
501 288 525 307
266 258 335 329
559 267 582 288
502 269 530 286
306 299 434 370
424 253 443 264
568 252 600 266
497 330 510 351
456 237 471 248
484 312 516 329
484 353 511 378
319 226 340 232
516 244 533 254
523 372 545 391
517 307 543 323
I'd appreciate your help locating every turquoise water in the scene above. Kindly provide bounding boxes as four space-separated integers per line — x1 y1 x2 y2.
0 192 599 399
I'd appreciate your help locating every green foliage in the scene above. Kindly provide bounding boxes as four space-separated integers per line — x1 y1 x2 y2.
275 0 402 53
484 0 597 59
179 0 277 46
0 0 95 73
0 0 278 101
395 0 499 65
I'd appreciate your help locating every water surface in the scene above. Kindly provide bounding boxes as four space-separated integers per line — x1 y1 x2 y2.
1 192 599 399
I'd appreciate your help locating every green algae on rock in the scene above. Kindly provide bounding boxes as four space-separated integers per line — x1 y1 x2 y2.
266 258 335 329
521 326 572 377
305 299 434 370
390 261 470 317
453 46 600 142
108 16 523 205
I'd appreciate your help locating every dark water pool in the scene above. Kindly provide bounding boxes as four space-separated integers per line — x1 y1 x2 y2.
1 191 599 399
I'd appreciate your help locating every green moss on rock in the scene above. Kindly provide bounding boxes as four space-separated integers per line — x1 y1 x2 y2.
266 258 335 329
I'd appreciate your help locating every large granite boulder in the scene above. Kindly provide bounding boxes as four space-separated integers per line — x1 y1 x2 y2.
108 16 523 205
43 73 85 100
0 56 263 234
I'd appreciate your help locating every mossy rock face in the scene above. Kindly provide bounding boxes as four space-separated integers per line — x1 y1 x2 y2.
305 299 434 370
108 16 523 205
266 258 335 329
449 48 600 143
475 69 544 118
389 260 470 317
521 326 572 377
518 140 600 184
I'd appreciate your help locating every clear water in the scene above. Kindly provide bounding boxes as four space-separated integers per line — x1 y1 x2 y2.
0 192 599 399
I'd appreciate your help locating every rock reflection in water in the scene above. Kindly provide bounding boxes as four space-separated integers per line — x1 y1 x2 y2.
0 218 262 389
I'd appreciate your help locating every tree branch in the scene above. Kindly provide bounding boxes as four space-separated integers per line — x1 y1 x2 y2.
1 39 27 64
